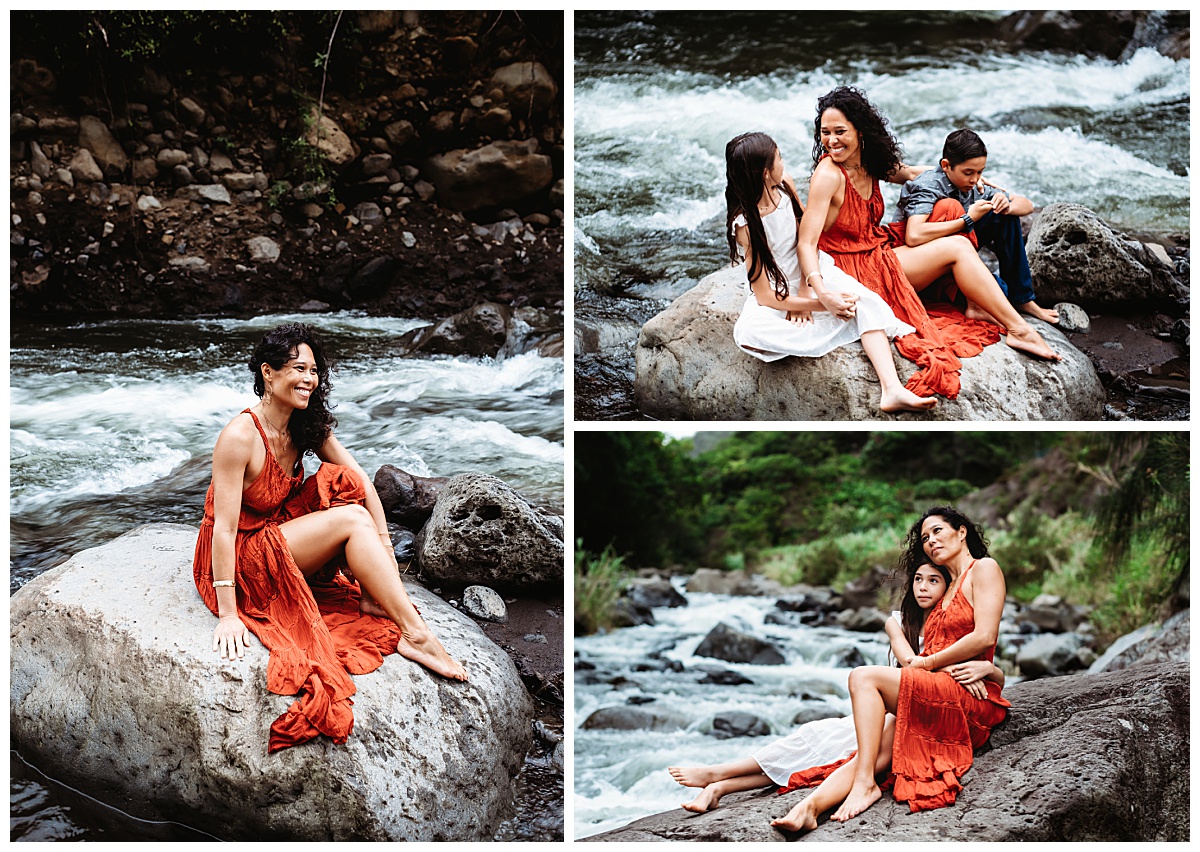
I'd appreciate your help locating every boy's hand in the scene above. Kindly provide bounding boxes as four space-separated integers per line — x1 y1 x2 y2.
967 199 994 222
990 193 1012 215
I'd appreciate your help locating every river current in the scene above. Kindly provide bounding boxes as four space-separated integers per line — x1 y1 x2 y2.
574 580 891 838
573 11 1191 418
9 311 564 840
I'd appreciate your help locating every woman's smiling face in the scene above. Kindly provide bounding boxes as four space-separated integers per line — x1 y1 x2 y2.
820 107 859 163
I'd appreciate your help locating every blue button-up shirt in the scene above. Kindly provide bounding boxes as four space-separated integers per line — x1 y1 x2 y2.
894 165 999 221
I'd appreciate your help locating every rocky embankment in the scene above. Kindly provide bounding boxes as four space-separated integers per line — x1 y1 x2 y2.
633 203 1187 421
10 465 566 841
10 11 563 347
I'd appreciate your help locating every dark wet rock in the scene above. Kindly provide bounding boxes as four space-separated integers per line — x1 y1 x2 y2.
581 706 690 733
1016 631 1092 678
586 662 1189 842
831 646 867 669
998 10 1189 60
698 669 754 687
1089 609 1189 673
693 623 785 666
626 577 687 610
398 301 512 358
709 712 770 740
790 703 845 726
836 607 889 633
424 139 553 211
374 465 450 528
610 598 655 628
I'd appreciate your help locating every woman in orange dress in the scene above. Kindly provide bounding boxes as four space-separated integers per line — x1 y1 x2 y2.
193 322 466 753
771 505 1010 831
797 86 1060 401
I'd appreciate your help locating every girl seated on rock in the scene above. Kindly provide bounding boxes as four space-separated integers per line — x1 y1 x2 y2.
726 131 935 414
193 322 466 753
667 561 1003 812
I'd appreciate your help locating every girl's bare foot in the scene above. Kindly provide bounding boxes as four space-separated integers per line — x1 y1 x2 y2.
1005 323 1062 361
771 797 819 832
1018 300 1060 324
668 766 720 788
681 784 722 813
880 386 937 414
832 782 881 822
396 625 468 681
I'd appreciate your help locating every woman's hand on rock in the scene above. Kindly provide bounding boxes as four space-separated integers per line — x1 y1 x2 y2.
213 614 251 660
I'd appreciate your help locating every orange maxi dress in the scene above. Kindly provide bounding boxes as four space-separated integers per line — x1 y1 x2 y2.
817 161 1002 399
193 410 403 752
779 560 1009 809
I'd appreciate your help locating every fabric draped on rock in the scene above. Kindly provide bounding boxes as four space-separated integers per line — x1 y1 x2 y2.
193 410 401 752
817 160 1002 399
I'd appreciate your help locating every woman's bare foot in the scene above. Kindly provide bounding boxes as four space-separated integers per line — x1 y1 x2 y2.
831 782 881 822
668 766 720 789
396 625 468 681
1005 322 1062 361
681 784 722 813
771 796 819 832
359 591 389 618
880 385 937 413
1018 300 1060 324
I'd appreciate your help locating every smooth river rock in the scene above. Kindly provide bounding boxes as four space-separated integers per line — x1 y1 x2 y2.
634 265 1104 421
584 662 1188 842
10 523 533 841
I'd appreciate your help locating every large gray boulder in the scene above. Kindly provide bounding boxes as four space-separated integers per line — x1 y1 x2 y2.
416 473 564 589
1089 609 1189 673
634 265 1103 421
584 662 1188 842
10 524 533 841
1026 202 1188 308
693 622 786 666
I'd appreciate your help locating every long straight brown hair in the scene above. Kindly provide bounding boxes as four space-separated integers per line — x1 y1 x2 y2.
725 131 802 301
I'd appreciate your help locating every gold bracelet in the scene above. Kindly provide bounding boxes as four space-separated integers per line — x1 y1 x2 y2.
213 579 235 588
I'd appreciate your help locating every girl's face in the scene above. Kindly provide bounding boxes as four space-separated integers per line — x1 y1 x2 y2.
820 108 860 163
912 564 947 609
921 514 968 564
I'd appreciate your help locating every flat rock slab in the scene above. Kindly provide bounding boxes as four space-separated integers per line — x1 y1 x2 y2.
634 265 1104 421
10 523 533 841
584 662 1188 842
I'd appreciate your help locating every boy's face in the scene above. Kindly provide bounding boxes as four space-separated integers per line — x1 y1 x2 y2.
941 155 988 193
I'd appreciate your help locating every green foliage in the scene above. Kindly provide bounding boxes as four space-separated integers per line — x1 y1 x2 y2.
757 526 905 590
987 510 1096 597
574 542 630 636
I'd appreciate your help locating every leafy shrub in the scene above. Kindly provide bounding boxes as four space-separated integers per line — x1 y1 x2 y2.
574 542 629 636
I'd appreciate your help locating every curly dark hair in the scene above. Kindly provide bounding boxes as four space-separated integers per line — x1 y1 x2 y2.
249 322 336 455
811 86 904 182
893 506 989 655
725 131 803 301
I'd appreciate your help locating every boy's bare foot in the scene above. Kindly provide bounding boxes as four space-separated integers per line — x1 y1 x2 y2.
1017 300 1060 324
1005 322 1062 361
396 625 468 681
668 766 719 788
681 784 722 813
771 797 819 832
832 782 881 822
964 301 1001 326
880 386 937 414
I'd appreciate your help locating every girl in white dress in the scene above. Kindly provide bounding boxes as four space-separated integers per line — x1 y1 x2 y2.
726 132 935 414
668 562 1004 812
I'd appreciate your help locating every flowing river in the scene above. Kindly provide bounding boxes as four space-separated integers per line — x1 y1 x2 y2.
573 10 1191 419
9 311 564 840
574 581 892 839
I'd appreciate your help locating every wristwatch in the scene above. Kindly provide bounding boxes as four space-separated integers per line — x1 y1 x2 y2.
960 212 975 233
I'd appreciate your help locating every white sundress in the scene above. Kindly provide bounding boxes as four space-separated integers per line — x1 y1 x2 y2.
752 613 910 786
731 191 914 362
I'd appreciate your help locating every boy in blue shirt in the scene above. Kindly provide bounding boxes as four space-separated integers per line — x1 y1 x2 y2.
891 129 1059 325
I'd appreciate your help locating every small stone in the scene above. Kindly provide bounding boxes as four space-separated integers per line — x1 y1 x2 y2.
361 153 393 177
57 169 75 187
401 231 416 248
246 236 281 263
27 191 42 206
222 172 256 191
353 202 384 226
156 148 188 169
522 633 548 644
68 148 104 183
462 586 508 624
300 202 324 219
414 180 436 202
137 195 161 211
1102 341 1124 350
1054 302 1090 334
